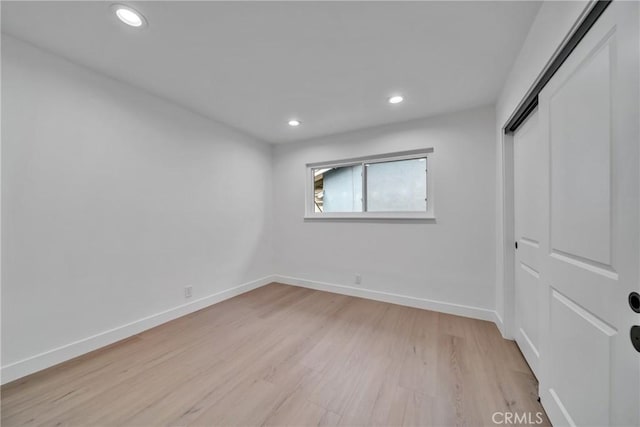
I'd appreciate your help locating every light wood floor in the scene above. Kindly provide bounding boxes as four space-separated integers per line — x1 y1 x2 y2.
1 283 549 426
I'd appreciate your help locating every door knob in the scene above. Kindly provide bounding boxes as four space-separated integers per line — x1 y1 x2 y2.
630 292 640 313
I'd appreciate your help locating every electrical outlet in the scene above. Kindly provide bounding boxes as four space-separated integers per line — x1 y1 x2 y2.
355 274 362 285
184 286 193 298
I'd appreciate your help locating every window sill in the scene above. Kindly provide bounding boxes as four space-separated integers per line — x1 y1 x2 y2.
304 212 436 221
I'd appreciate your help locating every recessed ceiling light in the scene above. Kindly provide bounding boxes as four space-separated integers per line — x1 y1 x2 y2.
288 119 301 127
388 95 404 104
112 4 146 28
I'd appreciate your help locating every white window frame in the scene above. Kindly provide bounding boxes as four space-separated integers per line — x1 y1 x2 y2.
304 148 435 220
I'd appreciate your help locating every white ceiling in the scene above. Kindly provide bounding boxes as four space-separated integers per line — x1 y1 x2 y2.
1 1 541 143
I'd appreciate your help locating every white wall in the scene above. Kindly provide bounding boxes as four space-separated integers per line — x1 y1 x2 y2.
6 0 580 379
1 36 273 381
494 1 590 334
273 106 497 317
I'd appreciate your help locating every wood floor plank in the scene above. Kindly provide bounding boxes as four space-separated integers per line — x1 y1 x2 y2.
1 283 549 426
399 308 438 397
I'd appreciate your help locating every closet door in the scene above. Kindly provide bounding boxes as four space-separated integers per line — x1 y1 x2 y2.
513 108 542 377
537 2 640 425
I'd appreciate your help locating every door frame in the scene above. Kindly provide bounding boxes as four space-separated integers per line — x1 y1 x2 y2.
499 131 516 339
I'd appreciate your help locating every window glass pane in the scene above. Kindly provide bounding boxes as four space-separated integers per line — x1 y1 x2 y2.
314 165 362 212
366 158 426 212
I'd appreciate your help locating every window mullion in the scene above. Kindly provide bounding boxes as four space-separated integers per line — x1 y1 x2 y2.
362 161 368 212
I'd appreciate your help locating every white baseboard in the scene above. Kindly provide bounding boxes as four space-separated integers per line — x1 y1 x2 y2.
2 274 503 385
274 275 499 324
0 275 277 385
493 310 506 337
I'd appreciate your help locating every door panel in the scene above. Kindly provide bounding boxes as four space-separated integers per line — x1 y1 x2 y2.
516 260 540 359
549 289 614 427
537 2 640 426
514 109 542 376
550 41 612 266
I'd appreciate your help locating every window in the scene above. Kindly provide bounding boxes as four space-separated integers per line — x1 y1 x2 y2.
306 149 434 219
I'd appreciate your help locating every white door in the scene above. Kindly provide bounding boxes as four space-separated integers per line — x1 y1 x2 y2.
513 108 542 378
537 2 640 426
